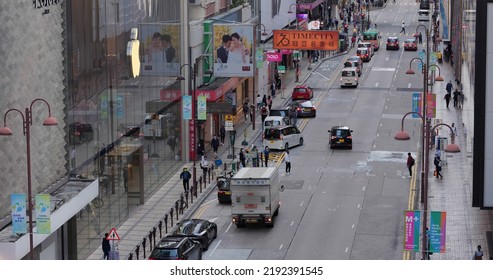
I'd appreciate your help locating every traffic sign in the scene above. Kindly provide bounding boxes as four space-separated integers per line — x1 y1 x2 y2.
278 65 286 74
107 228 121 240
225 114 234 121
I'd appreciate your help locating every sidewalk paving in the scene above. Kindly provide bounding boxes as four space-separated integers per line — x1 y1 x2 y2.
86 53 319 260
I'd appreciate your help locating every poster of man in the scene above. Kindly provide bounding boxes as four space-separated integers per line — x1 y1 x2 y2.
213 24 254 77
139 23 180 76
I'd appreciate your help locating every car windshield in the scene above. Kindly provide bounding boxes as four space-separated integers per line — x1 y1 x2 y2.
265 120 282 127
151 248 178 258
175 221 202 235
388 38 398 43
269 109 287 117
217 179 230 191
295 88 307 93
344 62 354 67
264 129 281 139
300 101 313 107
342 70 356 77
334 129 350 137
405 39 415 44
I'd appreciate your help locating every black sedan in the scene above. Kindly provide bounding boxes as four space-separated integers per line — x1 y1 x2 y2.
292 100 316 118
169 219 217 250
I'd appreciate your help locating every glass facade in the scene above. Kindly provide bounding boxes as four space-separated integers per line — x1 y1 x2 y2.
65 0 183 259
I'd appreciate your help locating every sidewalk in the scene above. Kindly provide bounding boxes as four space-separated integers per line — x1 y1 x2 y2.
424 57 493 259
86 53 319 260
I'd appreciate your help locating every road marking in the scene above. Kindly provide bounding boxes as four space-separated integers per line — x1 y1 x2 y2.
208 239 222 257
408 83 412 88
357 204 361 209
279 244 284 250
345 247 349 253
312 71 331 81
300 201 304 207
317 168 320 173
352 224 355 229
290 221 294 226
372 67 396 71
225 222 233 233
362 186 366 191
375 82 380 87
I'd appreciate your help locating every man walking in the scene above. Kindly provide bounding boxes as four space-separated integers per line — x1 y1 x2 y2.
284 150 291 175
444 92 451 109
446 80 453 95
211 135 220 154
453 88 460 108
406 152 415 177
400 21 406 34
260 104 269 128
251 146 259 167
102 233 111 260
220 125 226 144
263 146 270 167
179 167 191 192
418 32 423 44
434 156 443 179
243 102 249 122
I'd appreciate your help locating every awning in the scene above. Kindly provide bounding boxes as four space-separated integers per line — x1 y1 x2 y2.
160 77 240 102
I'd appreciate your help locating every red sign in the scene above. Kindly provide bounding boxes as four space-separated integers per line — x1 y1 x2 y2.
273 30 339 51
160 78 240 102
281 49 292 55
107 228 120 240
266 52 282 62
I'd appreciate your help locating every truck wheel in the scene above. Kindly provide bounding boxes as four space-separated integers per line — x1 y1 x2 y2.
265 221 274 228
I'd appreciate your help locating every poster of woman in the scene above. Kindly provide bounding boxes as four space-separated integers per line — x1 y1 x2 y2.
213 24 254 77
139 23 180 77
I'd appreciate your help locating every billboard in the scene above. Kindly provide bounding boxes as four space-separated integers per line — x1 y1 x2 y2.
404 210 421 252
213 24 254 77
273 30 339 51
139 23 181 77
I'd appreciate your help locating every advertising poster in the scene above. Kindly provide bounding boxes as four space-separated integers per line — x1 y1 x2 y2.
197 95 207 120
139 23 181 77
182 95 192 120
213 24 254 77
273 30 339 51
11 194 27 234
35 194 51 234
429 211 447 253
412 93 436 119
404 210 421 251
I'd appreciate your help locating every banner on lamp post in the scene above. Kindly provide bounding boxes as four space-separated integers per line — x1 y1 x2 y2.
256 48 263 68
429 211 446 253
11 194 27 234
182 95 192 120
35 194 51 234
197 95 207 120
404 210 421 252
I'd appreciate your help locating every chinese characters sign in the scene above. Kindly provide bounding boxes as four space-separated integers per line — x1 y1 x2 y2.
404 210 421 251
11 194 27 234
273 30 339 51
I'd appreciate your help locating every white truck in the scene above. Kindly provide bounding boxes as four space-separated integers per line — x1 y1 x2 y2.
231 167 284 228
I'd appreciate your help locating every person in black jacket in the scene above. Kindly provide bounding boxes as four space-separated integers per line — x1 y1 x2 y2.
102 233 111 260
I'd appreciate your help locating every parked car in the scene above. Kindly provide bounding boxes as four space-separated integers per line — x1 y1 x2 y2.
68 122 94 144
344 60 362 76
356 47 371 62
169 219 217 251
148 236 202 260
340 67 359 88
291 85 314 100
403 38 417 51
386 37 400 50
329 126 353 149
292 100 316 118
263 125 304 151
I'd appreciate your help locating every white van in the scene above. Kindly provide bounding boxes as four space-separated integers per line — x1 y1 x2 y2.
263 125 304 151
340 67 359 88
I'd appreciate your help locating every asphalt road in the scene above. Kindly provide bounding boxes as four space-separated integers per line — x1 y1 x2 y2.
190 3 430 260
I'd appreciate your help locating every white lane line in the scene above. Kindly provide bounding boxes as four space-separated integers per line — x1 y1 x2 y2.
290 221 294 226
279 244 284 250
312 71 331 81
375 82 380 87
362 186 366 191
225 222 233 233
345 247 349 253
352 224 355 229
408 83 412 88
317 168 321 173
357 204 361 209
208 239 222 257
300 201 305 207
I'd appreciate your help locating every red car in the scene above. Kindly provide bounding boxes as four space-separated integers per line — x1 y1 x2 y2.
386 37 400 50
404 38 417 51
291 85 313 100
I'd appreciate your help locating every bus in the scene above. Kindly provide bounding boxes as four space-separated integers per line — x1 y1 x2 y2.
362 28 381 51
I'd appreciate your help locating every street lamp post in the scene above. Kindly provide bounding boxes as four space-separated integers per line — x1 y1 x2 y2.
0 98 58 260
288 3 300 83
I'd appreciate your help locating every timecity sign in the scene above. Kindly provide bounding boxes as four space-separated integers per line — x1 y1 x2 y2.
33 0 61 9
273 30 339 51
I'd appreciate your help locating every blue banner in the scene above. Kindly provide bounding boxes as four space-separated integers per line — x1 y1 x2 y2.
11 194 27 234
182 96 192 120
412 93 421 119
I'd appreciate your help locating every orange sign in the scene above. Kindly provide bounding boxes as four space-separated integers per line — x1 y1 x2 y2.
273 30 339 51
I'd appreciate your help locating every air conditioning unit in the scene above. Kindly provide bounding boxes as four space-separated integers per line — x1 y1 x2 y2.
189 0 201 5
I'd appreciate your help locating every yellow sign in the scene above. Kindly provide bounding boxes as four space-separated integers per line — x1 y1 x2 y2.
273 30 339 51
225 114 234 121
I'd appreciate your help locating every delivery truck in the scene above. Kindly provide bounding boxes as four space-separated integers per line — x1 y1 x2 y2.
231 167 284 228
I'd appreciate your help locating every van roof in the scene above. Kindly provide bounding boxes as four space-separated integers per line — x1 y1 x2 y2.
264 116 286 120
342 67 357 71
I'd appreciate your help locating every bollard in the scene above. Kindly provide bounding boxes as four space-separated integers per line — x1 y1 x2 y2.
193 184 198 197
142 238 147 259
208 167 211 183
135 246 140 260
260 153 264 167
190 186 194 203
164 214 168 233
179 194 184 214
199 176 203 192
211 165 215 181
158 221 163 239
232 161 236 172
128 253 133 260
148 231 153 251
174 200 179 220
152 227 157 247
170 208 174 227
224 162 227 171
185 191 189 206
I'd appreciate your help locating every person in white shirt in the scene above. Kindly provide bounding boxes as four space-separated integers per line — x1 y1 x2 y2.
200 155 209 177
284 150 291 175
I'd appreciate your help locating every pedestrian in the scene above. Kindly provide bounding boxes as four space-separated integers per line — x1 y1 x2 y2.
451 123 458 136
179 167 191 192
211 135 220 154
351 36 356 48
434 156 443 179
256 94 262 110
463 123 468 140
419 32 423 44
452 88 459 108
200 155 209 177
167 135 176 155
102 233 111 260
239 148 246 167
197 143 204 158
220 125 226 144
446 80 453 95
122 166 128 192
275 74 281 91
473 245 484 260
249 103 254 122
260 104 269 128
270 83 276 98
406 152 415 177
263 146 270 167
251 145 259 167
444 92 451 109
267 95 273 111
458 91 464 108
284 150 291 175
400 21 406 34
289 105 298 126
243 102 249 122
